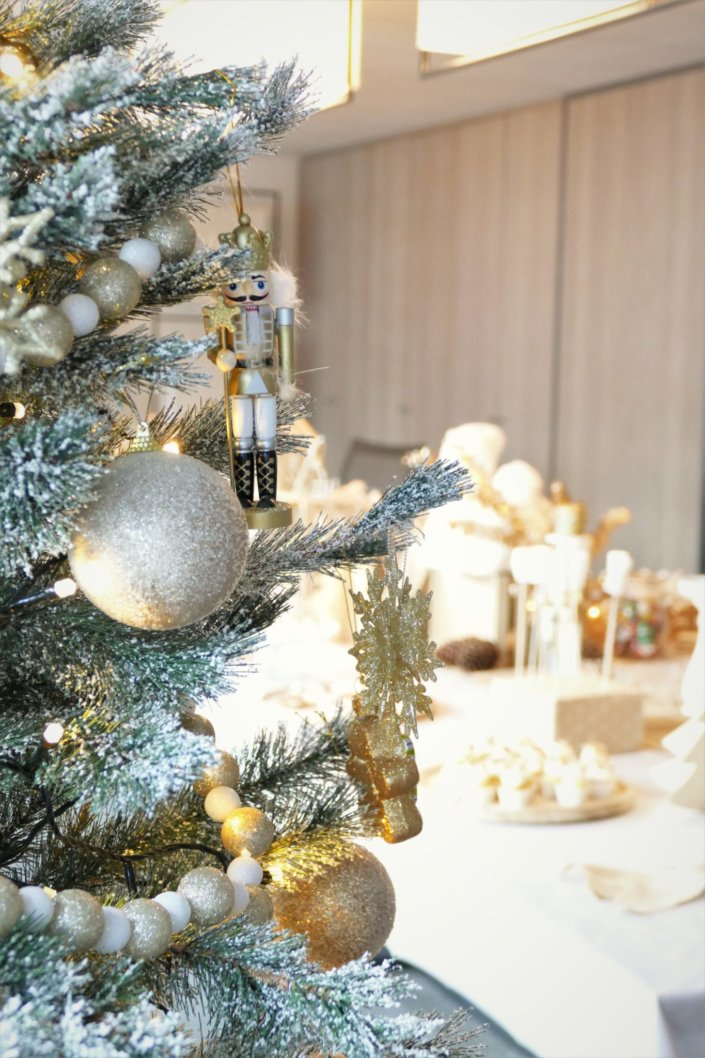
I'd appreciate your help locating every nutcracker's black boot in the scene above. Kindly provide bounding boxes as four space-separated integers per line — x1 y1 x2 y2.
255 448 277 508
234 450 255 508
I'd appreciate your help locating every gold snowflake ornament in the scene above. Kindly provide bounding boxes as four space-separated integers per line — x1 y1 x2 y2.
348 563 440 737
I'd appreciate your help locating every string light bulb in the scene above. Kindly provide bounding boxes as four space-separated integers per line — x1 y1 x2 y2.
42 721 64 745
587 605 602 620
162 439 181 454
53 577 77 599
0 401 26 420
0 40 37 89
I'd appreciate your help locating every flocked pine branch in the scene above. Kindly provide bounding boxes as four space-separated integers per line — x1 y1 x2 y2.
144 924 482 1058
0 0 160 68
0 926 192 1058
0 411 106 576
241 461 472 593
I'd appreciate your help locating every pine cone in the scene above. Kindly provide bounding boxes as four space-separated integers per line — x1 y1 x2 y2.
436 637 499 671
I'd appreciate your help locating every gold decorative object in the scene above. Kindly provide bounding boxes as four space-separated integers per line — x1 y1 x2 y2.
220 805 275 859
202 206 295 528
78 256 142 321
201 295 240 334
180 709 216 740
347 703 421 843
193 750 240 797
218 212 272 266
346 563 439 842
271 843 395 969
142 209 196 264
349 563 437 737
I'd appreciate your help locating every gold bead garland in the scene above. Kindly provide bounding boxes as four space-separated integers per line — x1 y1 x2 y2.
220 806 275 859
192 732 275 925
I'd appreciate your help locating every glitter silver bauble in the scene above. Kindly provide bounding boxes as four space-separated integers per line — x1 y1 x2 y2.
0 876 22 938
50 888 104 952
79 256 142 320
22 306 74 367
69 451 248 630
177 867 234 927
272 844 396 969
123 898 172 959
142 209 196 263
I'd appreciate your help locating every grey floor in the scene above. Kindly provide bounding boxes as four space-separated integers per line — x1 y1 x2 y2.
395 960 537 1058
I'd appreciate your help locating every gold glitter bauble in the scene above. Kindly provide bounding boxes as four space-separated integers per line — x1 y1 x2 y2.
180 709 216 740
79 256 142 321
143 209 196 263
242 885 274 925
22 306 74 367
69 451 248 630
50 889 104 952
123 898 172 959
221 806 274 859
271 844 395 969
177 866 234 927
0 876 22 938
193 750 239 797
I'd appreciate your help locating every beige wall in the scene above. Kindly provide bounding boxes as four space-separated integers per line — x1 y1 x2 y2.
299 67 705 571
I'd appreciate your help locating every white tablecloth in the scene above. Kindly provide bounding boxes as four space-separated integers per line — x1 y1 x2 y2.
214 632 705 1058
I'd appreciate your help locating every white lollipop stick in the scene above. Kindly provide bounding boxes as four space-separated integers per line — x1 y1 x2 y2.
601 550 633 681
510 547 534 675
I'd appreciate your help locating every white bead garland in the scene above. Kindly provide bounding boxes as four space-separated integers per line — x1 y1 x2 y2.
0 752 277 961
118 238 162 280
94 905 131 954
153 890 192 933
58 293 100 337
204 784 241 822
227 854 264 887
18 886 54 931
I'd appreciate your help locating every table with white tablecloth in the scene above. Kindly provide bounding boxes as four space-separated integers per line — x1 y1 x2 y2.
214 633 705 1058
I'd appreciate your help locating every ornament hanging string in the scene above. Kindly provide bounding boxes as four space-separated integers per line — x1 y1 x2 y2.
215 69 246 219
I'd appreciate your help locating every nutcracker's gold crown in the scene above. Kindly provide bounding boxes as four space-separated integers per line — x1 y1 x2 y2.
218 212 272 271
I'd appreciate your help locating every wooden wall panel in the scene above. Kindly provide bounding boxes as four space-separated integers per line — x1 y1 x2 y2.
557 69 705 570
299 68 705 570
299 101 563 478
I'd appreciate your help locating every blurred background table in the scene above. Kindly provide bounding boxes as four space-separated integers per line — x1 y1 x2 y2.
215 632 704 1058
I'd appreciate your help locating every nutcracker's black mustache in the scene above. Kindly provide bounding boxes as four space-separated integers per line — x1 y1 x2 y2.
233 294 267 302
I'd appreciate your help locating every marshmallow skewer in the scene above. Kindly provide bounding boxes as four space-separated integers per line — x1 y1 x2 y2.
601 550 634 682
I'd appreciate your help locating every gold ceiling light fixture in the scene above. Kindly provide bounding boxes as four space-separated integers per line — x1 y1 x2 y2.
158 0 361 111
416 0 684 76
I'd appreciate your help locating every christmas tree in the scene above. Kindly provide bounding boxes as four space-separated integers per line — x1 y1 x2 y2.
0 2 479 1055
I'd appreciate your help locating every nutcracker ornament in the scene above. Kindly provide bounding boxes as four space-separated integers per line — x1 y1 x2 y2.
203 213 295 529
